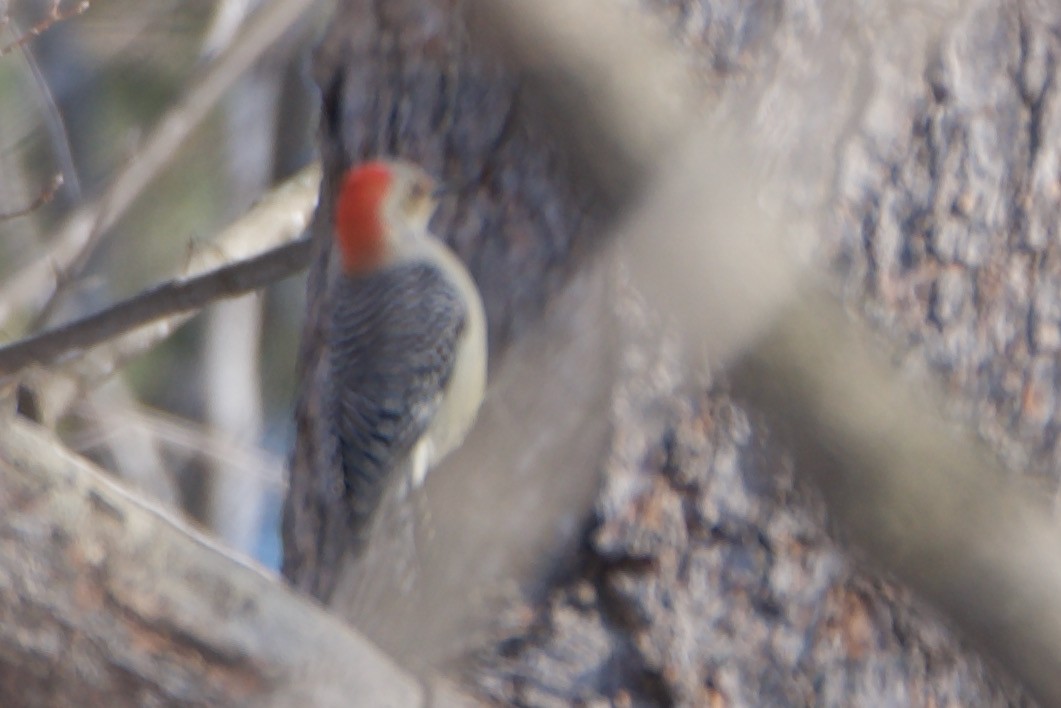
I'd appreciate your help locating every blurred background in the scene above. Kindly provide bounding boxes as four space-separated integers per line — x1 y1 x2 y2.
0 0 328 567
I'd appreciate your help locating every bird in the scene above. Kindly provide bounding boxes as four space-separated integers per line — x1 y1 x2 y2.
288 158 487 603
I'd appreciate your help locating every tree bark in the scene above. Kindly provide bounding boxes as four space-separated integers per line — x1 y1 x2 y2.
0 414 420 707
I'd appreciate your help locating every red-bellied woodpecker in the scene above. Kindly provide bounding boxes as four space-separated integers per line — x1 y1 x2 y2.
326 158 487 569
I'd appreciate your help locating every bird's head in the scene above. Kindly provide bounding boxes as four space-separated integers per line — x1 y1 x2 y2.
334 159 439 275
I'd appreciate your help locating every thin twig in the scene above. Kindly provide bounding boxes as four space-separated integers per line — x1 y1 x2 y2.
75 381 178 507
20 36 82 202
68 401 286 490
0 174 62 221
0 237 312 377
0 0 89 56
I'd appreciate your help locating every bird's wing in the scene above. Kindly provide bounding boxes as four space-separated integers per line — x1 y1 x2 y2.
327 261 466 556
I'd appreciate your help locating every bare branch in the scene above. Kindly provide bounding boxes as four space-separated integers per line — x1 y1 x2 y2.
202 46 278 553
0 0 318 330
68 402 285 491
16 161 319 426
0 237 311 377
19 39 82 201
203 296 268 551
76 381 179 507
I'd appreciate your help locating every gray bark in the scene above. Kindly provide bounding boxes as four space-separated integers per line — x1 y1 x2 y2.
0 415 420 707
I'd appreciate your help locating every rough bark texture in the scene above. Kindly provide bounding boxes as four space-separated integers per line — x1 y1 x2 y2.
286 0 1059 705
831 1 1061 491
0 415 421 707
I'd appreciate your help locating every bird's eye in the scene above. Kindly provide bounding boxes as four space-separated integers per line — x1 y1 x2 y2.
416 176 437 201
402 178 436 217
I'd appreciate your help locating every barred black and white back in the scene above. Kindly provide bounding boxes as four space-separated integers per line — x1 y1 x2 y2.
329 260 465 550
298 159 488 605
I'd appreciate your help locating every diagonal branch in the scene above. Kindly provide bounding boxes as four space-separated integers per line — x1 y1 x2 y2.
16 160 319 426
0 237 311 378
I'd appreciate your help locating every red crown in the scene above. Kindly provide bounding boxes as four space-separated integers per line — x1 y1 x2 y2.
335 162 393 274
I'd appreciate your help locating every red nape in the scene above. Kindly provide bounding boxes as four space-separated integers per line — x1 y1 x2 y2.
335 162 393 274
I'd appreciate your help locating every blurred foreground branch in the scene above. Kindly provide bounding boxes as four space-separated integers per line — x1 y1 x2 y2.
0 414 420 706
731 291 1061 704
467 0 698 206
474 0 1061 703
